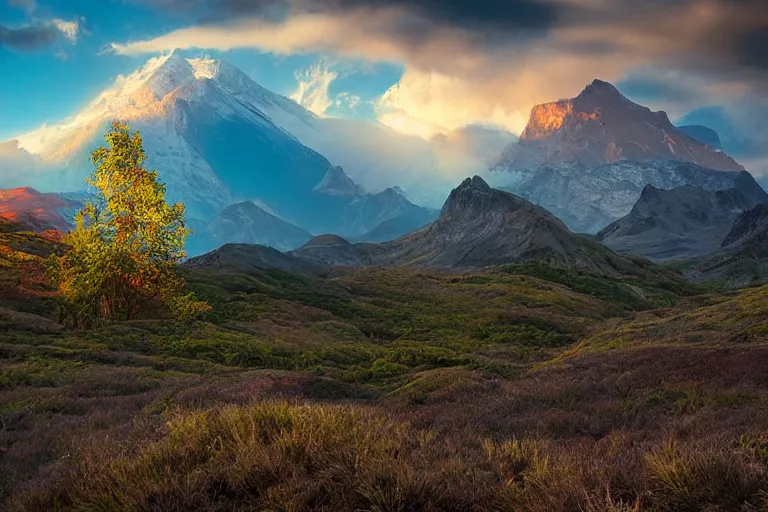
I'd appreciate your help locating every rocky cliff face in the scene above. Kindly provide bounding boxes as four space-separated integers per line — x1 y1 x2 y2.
597 185 766 261
496 80 744 173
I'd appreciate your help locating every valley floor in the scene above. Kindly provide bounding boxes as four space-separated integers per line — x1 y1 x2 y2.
2 228 768 511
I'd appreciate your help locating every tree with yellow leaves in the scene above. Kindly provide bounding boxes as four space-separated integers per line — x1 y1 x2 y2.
49 121 209 326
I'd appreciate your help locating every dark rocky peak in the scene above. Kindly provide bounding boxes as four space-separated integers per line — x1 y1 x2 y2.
440 176 504 218
578 79 625 101
438 176 566 231
638 184 664 199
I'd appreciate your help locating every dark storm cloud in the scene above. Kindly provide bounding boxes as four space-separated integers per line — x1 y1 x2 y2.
0 23 59 50
143 0 565 30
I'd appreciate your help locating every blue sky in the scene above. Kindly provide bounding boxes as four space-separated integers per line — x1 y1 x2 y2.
1 0 767 175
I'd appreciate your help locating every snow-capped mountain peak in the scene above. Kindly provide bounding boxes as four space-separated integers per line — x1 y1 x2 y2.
12 51 318 160
142 51 197 99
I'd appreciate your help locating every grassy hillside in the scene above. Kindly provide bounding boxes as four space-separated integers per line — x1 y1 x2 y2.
2 228 768 511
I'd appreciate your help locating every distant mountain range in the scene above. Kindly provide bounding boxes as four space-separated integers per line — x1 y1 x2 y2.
3 64 768 284
187 181 437 255
194 176 653 276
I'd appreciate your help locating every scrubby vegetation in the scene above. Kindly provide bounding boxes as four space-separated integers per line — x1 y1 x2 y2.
2 223 768 510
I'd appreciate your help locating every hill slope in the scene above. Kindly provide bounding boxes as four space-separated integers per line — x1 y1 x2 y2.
0 187 79 232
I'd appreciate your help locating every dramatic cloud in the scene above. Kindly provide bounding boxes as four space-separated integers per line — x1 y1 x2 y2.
290 59 339 116
114 0 768 169
0 23 59 50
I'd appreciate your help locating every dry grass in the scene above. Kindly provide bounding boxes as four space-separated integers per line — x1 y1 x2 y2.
10 401 768 512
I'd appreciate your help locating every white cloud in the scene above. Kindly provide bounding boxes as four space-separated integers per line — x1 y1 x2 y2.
335 92 362 111
290 59 338 116
51 19 79 43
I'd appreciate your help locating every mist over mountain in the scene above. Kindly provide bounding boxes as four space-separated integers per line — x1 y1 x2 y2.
0 52 496 215
194 201 314 254
677 125 724 151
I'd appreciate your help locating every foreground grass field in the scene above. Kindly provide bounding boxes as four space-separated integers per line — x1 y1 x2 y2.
2 227 768 510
